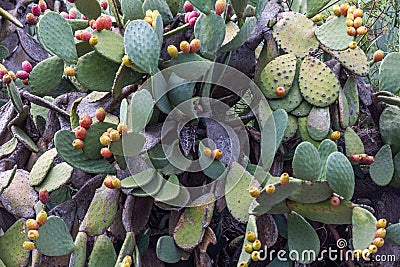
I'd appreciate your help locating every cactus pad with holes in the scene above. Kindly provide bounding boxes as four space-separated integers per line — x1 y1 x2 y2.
327 47 369 77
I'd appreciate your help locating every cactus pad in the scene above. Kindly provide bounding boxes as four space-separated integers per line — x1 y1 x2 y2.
194 13 226 59
29 148 58 186
143 0 173 24
352 207 377 250
75 0 101 20
317 139 337 180
37 12 78 63
121 0 144 21
156 236 184 263
315 16 353 51
88 234 116 266
370 145 394 186
344 127 365 159
76 51 120 92
328 47 369 77
131 171 164 197
284 115 298 142
306 0 331 18
273 12 319 58
225 162 256 222
386 223 400 244
188 0 211 14
11 126 38 152
237 215 257 265
342 76 359 126
287 199 354 224
380 105 400 155
70 232 87 267
298 117 321 147
173 193 215 250
338 88 350 128
288 211 320 264
291 100 312 117
0 137 17 159
35 163 73 192
83 122 116 159
307 107 330 141
259 54 297 99
129 89 154 133
292 141 321 181
67 19 89 32
299 56 340 107
0 219 29 266
198 141 226 179
80 186 120 236
379 52 400 94
154 174 180 202
92 30 125 63
288 180 333 203
29 55 64 96
36 216 74 256
116 232 135 264
221 17 257 52
121 168 156 189
124 20 161 75
326 152 354 200
54 130 116 174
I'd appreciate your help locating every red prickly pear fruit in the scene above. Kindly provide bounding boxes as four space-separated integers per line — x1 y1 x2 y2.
36 210 48 225
81 15 87 20
95 107 106 122
101 147 113 158
100 0 108 10
2 74 11 85
39 0 47 12
109 129 120 141
23 241 35 250
364 155 374 164
373 50 384 62
60 11 69 19
79 113 92 129
89 35 98 46
184 12 190 23
21 60 32 73
189 17 197 26
359 153 368 161
75 30 83 40
347 27 356 36
89 19 96 29
330 196 340 206
275 86 286 97
26 219 39 230
353 8 363 18
215 0 226 15
117 123 128 134
16 70 29 80
26 13 37 25
104 16 112 30
28 229 40 241
190 39 201 53
39 188 49 204
375 228 386 238
103 176 114 188
69 8 77 19
82 31 92 42
67 0 75 2
75 126 87 139
180 41 190 54
351 154 361 162
72 139 84 149
65 66 76 76
184 1 194 12
340 3 349 16
22 79 29 85
31 4 41 16
95 16 107 31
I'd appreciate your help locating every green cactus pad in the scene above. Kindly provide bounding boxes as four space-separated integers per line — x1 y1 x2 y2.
115 232 135 264
173 193 215 250
230 0 247 17
82 122 116 159
326 152 354 200
75 0 101 20
317 139 337 180
37 12 78 63
328 47 369 77
88 234 117 267
352 207 377 250
29 55 64 96
29 148 57 186
237 215 257 266
338 89 350 128
7 81 23 114
92 30 124 63
167 75 195 108
0 219 29 267
36 216 74 256
130 89 154 133
0 137 17 158
288 211 320 264
124 20 161 75
70 232 87 267
386 223 400 244
273 12 319 58
379 52 400 94
166 0 180 15
76 51 120 92
307 107 330 141
221 17 256 52
67 19 89 32
0 167 16 194
344 127 365 159
194 13 226 59
154 14 163 45
291 100 312 117
112 65 142 100
370 144 394 186
143 0 173 24
156 236 184 263
380 105 400 155
35 163 73 192
306 0 330 18
287 199 354 224
225 162 256 222
390 153 400 188
289 180 333 203
293 141 321 181
188 0 211 14
76 41 93 57
259 54 297 99
55 130 116 174
342 76 359 126
284 115 298 142
298 117 321 147
131 171 164 197
121 0 144 21
315 16 353 51
154 174 180 202
0 45 8 61
121 168 156 189
11 125 39 152
80 186 120 236
299 56 341 107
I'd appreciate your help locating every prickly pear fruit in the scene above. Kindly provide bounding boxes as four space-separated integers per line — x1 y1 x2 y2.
373 238 384 247
356 26 367 35
167 45 179 58
212 149 223 159
8 71 16 81
16 70 29 80
39 0 47 12
280 173 289 185
332 5 341 16
249 187 261 198
109 129 120 141
22 61 33 73
184 1 194 12
89 35 98 46
23 241 35 250
215 0 226 15
39 188 49 204
75 126 87 140
251 251 260 261
244 244 253 254
122 55 133 67
275 86 286 97
349 41 357 49
265 184 275 194
103 176 114 188
100 134 111 146
376 219 387 229
26 13 37 25
353 17 363 28
239 263 248 267
111 178 121 189
375 228 386 238
31 4 41 16
252 240 261 251
180 41 190 54
190 39 201 53
340 3 349 16
353 8 363 18
311 14 323 22
117 123 128 134
373 50 384 62
330 196 340 206
65 66 76 76
122 255 133 265
368 244 378 253
79 113 92 129
101 147 113 158
331 131 341 141
28 230 40 241
36 210 47 225
95 107 106 122
26 219 39 230
347 27 356 36
246 231 256 242
100 0 108 10
72 139 84 149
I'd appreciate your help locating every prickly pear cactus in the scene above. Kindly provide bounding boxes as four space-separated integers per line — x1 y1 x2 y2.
0 219 29 266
